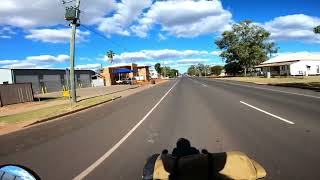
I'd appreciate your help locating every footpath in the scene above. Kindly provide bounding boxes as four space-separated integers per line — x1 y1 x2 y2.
0 80 167 135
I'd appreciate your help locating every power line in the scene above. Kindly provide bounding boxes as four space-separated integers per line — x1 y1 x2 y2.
80 24 131 52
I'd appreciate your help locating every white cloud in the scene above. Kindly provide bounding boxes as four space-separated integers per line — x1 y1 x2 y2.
1 54 68 69
26 54 69 63
263 14 320 43
0 35 11 39
163 60 175 65
177 58 209 64
0 26 16 39
131 0 232 38
80 57 92 61
158 33 167 40
25 28 90 43
210 51 222 56
0 0 116 28
76 63 101 70
3 62 38 69
98 0 152 36
109 49 209 62
0 60 19 65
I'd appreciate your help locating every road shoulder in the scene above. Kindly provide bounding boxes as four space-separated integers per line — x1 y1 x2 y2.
204 77 320 99
0 81 168 136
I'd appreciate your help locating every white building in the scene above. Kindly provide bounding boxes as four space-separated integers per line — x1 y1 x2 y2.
256 52 320 76
148 66 159 79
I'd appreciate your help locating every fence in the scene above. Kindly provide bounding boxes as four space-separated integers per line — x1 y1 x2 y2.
0 83 34 107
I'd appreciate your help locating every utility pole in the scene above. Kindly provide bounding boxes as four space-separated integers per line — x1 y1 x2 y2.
64 0 81 103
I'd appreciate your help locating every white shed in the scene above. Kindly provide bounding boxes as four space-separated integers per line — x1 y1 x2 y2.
256 52 320 76
0 69 13 84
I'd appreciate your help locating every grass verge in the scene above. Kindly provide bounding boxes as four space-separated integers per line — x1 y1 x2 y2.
220 76 320 90
0 95 113 125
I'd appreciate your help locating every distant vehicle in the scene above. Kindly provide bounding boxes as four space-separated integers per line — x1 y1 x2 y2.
119 78 137 85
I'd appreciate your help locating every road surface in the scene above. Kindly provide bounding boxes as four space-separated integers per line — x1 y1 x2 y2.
1 76 320 179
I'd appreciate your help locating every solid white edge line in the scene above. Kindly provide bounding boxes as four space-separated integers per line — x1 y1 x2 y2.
210 79 320 99
73 80 180 180
240 101 295 125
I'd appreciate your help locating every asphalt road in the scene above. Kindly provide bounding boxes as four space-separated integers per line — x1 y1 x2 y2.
1 76 320 180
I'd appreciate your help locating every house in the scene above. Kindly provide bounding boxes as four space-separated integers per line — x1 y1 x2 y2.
101 63 150 86
0 68 95 94
256 52 320 76
149 67 159 79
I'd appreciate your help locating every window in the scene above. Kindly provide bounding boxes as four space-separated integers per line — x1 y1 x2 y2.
317 65 320 73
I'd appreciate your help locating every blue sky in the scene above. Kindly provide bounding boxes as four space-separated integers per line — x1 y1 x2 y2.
0 0 319 73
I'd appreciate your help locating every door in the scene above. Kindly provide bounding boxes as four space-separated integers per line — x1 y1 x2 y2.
79 74 91 88
15 75 40 94
43 75 62 93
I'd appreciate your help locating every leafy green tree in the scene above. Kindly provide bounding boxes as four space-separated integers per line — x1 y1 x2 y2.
187 65 197 76
265 42 278 58
159 66 179 77
211 65 223 76
187 64 210 76
154 63 161 75
196 63 205 76
162 66 171 77
314 25 320 34
203 65 211 76
224 62 242 76
215 20 278 76
169 69 179 77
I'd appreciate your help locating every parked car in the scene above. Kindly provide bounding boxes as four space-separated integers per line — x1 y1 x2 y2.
121 78 137 85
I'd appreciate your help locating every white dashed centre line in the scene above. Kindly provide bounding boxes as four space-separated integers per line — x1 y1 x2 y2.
240 101 295 125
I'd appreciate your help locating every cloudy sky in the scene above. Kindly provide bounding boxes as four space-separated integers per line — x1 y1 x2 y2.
0 0 320 72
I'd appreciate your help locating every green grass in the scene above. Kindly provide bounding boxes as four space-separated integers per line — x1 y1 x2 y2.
0 95 113 125
221 76 320 85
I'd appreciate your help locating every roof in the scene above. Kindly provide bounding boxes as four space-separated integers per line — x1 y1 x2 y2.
261 52 320 65
256 61 297 68
111 68 138 74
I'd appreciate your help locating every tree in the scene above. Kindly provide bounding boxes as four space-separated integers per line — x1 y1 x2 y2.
265 42 278 58
187 64 210 76
211 65 223 76
162 66 171 77
154 63 161 75
169 69 179 77
187 65 197 76
196 63 205 76
107 50 116 63
224 62 242 76
159 66 179 77
215 20 278 76
203 65 211 76
314 25 320 34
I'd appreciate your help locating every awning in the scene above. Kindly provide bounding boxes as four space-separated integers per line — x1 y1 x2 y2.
111 68 138 74
255 61 296 68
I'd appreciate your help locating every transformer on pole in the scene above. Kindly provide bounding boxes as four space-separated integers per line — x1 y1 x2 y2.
64 0 80 104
